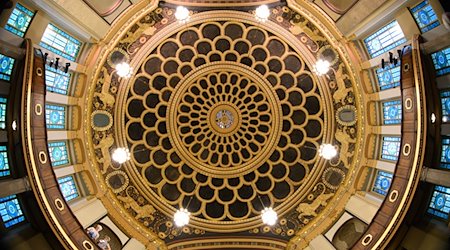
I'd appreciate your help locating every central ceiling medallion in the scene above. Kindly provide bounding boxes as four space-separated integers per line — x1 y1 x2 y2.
214 108 234 130
167 64 282 177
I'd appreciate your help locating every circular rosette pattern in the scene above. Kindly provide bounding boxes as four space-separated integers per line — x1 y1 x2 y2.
123 21 326 228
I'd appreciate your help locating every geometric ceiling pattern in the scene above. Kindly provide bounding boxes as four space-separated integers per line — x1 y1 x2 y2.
87 1 364 248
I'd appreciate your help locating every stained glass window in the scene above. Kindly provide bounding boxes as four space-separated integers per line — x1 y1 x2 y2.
427 185 450 219
364 21 406 58
58 175 79 202
376 65 401 90
0 195 25 228
0 53 15 81
410 1 439 33
381 136 401 161
0 97 6 129
40 24 81 61
382 100 402 124
372 170 393 196
0 145 10 177
5 3 35 37
432 47 450 76
440 90 450 123
440 138 450 170
45 65 71 95
45 104 66 129
48 141 70 167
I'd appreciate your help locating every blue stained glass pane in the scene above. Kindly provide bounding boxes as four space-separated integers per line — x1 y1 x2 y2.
48 141 70 167
381 136 401 161
410 1 440 33
45 65 71 95
0 54 15 81
427 185 450 219
440 90 450 123
45 104 66 129
0 97 6 130
39 24 82 61
364 21 406 58
376 65 401 90
0 145 10 177
58 176 79 201
382 100 402 124
440 138 450 170
372 170 393 196
0 195 25 228
432 47 450 76
5 3 35 37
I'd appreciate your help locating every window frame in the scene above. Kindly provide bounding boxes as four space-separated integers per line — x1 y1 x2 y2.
45 103 67 130
39 23 82 62
375 64 401 91
427 185 450 220
57 175 80 202
431 47 450 77
45 65 72 95
409 0 440 33
48 141 71 167
363 20 407 59
0 194 26 229
380 136 401 162
0 144 11 178
4 2 35 37
0 53 15 82
382 99 402 125
371 169 394 196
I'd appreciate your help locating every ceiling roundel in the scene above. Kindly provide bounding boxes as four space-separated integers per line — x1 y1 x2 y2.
87 4 362 247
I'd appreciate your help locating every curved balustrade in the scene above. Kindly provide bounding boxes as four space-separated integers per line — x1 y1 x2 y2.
20 39 97 250
353 36 427 249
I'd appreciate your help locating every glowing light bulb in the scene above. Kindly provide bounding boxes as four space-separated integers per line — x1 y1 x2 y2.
112 147 130 164
115 62 132 78
12 120 17 131
261 207 277 226
319 144 338 160
314 59 331 76
255 5 270 22
175 6 190 22
174 208 190 227
431 113 436 124
443 116 448 123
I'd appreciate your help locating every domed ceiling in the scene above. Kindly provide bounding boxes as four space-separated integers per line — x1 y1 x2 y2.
86 1 363 249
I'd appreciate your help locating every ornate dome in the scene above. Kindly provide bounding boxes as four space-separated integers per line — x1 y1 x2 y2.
87 4 362 248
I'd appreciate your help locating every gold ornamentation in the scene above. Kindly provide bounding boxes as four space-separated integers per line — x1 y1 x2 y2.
117 195 156 221
297 192 334 218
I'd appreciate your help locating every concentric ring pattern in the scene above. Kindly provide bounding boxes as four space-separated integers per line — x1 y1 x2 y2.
124 21 326 224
